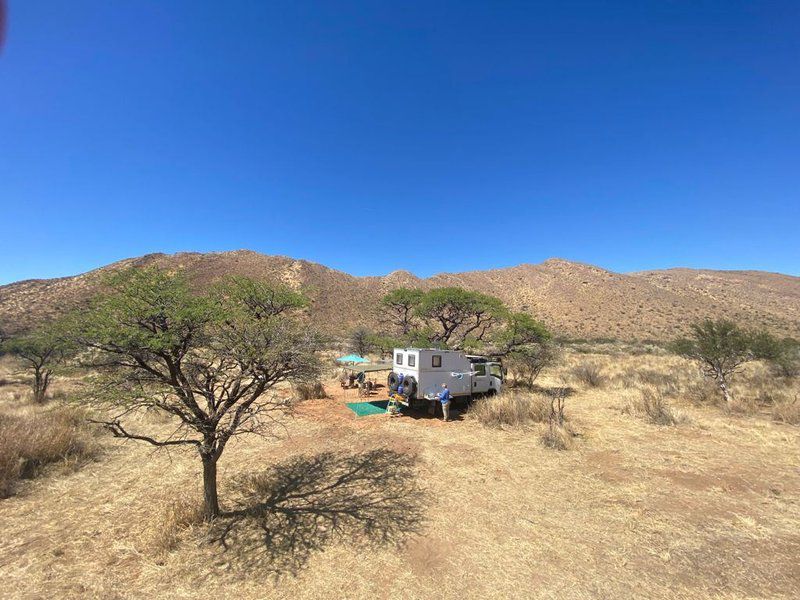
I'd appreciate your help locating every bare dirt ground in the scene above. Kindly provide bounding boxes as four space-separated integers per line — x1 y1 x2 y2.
1 353 799 599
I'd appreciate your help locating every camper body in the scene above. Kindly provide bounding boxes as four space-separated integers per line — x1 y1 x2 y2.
388 348 503 407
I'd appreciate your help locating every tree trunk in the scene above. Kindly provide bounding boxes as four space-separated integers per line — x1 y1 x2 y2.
33 368 48 404
719 378 732 404
201 453 220 521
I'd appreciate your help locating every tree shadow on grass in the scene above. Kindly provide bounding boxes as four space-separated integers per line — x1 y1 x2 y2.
208 448 427 576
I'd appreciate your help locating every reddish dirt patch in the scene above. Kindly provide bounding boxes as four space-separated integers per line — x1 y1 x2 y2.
584 450 630 484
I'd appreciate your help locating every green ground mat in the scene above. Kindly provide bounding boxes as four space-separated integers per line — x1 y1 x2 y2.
345 400 390 417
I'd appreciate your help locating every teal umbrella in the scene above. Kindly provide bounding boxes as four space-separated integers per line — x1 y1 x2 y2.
336 354 369 364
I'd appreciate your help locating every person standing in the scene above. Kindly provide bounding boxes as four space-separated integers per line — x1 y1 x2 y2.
437 383 452 421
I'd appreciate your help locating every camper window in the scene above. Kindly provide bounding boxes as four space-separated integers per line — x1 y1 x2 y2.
432 355 442 368
395 353 403 365
408 354 416 367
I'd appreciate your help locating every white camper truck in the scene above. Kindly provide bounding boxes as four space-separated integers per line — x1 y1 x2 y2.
387 348 503 408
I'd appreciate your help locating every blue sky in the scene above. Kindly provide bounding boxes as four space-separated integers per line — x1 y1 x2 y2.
1 1 798 284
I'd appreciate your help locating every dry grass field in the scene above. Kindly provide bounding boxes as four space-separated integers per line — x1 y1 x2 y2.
1 349 799 599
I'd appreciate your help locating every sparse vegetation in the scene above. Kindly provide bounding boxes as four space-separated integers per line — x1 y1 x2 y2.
468 391 550 428
0 406 100 497
572 361 605 387
623 386 687 426
772 395 800 425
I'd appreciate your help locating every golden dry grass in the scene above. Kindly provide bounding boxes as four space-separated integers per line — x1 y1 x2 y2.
0 404 101 497
0 350 799 598
467 391 551 429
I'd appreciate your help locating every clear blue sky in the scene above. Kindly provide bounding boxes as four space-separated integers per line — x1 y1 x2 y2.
1 1 798 284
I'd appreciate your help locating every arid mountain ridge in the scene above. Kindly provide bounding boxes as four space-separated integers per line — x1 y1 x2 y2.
1 250 798 341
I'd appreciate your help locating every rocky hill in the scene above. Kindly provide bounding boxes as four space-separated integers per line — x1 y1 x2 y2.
1 250 798 341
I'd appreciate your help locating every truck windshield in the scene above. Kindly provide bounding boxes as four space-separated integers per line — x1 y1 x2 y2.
489 363 502 379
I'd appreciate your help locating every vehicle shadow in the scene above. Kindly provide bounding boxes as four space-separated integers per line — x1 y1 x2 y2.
208 448 426 576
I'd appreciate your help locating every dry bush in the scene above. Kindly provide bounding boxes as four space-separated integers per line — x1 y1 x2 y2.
0 407 100 497
772 396 800 425
145 496 205 554
294 382 328 401
572 362 605 388
541 422 575 450
623 386 688 426
468 392 550 429
686 378 720 405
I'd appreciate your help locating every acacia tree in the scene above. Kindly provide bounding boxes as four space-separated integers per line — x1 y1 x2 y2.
4 324 74 403
493 313 556 386
414 287 506 348
73 268 321 520
672 319 753 404
380 288 424 336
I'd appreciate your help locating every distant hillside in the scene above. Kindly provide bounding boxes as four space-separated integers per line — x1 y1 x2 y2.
1 250 798 341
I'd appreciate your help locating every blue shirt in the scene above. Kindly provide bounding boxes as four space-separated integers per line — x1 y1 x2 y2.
437 388 451 403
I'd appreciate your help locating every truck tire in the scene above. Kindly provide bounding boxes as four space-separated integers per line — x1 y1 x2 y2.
401 376 417 398
388 372 400 392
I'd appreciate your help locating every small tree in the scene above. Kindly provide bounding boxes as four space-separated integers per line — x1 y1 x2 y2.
4 324 73 403
495 313 550 354
672 319 753 404
380 288 424 336
348 327 374 358
507 343 560 388
72 268 321 520
750 331 799 378
366 333 403 359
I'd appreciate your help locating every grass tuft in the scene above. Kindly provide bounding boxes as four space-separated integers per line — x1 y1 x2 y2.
772 395 800 425
623 386 688 426
0 406 100 497
468 392 550 429
295 382 328 401
572 362 605 387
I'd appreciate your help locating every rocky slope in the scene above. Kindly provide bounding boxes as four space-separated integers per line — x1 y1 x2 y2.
1 251 798 341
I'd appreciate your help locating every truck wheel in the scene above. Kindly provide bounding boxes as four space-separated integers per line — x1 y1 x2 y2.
388 372 400 391
401 376 417 398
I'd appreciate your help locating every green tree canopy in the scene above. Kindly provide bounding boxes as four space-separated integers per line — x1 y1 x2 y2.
3 321 75 403
380 288 425 335
71 267 322 520
671 319 753 404
414 287 506 348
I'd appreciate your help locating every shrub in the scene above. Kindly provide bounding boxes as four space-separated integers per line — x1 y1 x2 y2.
772 396 800 425
541 422 575 450
0 407 100 497
624 387 687 426
572 362 605 387
295 382 328 401
468 392 550 429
